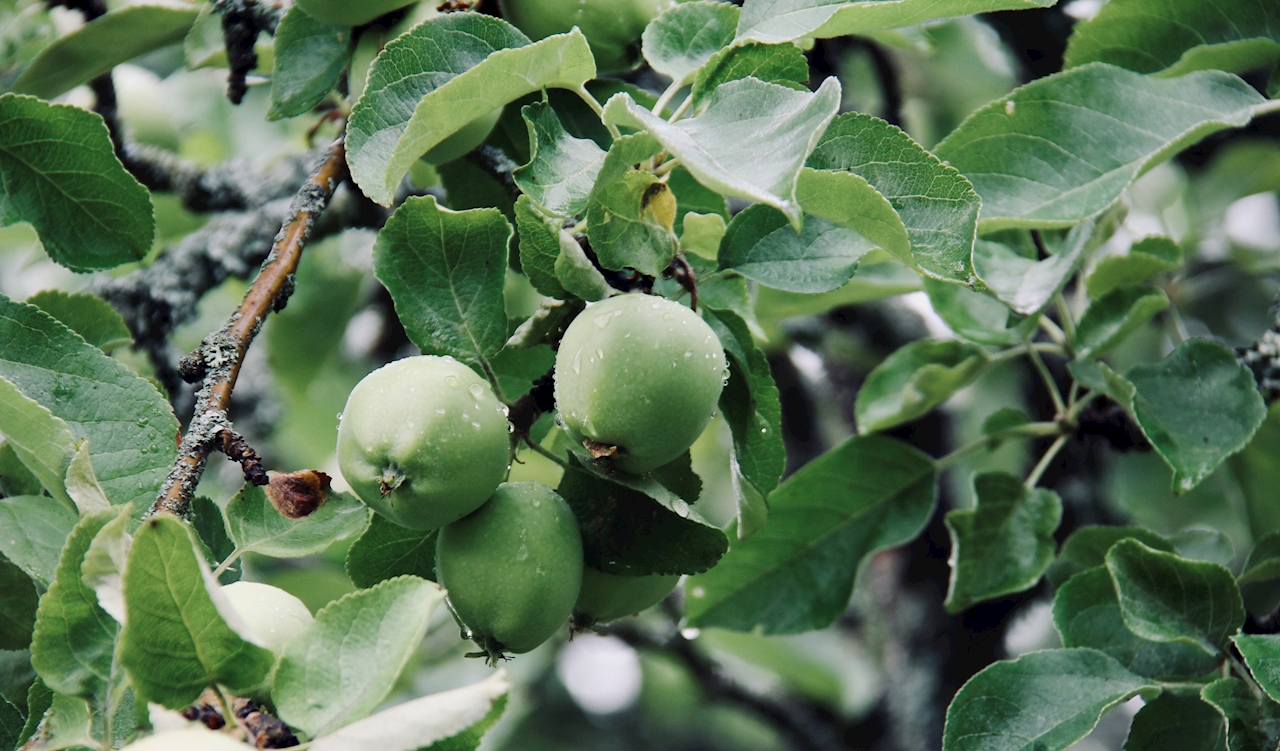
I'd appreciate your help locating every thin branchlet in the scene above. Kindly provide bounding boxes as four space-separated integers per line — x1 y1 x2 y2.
151 139 349 518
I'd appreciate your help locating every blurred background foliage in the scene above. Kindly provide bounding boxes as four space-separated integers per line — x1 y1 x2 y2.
2 0 1280 748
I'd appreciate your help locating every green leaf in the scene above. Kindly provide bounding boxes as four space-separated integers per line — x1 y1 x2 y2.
704 307 784 539
717 204 870 293
514 196 571 299
1053 566 1221 679
793 168 909 268
669 166 730 231
941 648 1156 751
268 7 353 121
1065 0 1280 77
1127 338 1267 493
29 509 121 700
347 14 595 205
737 0 1054 43
0 555 37 652
190 495 238 585
1075 286 1169 360
807 112 981 283
344 513 437 589
1169 528 1235 568
1123 691 1227 751
80 507 129 626
690 42 809 112
555 236 613 301
11 4 198 99
944 471 1061 612
584 133 678 276
972 223 1092 316
0 377 76 508
685 435 936 634
273 576 445 738
373 195 512 370
514 100 606 218
1085 236 1182 298
557 462 728 577
680 212 727 257
641 1 740 86
0 695 21 751
1238 532 1280 618
22 691 94 751
602 76 842 230
0 295 178 509
922 278 1036 346
24 291 132 353
0 439 44 498
226 484 369 560
1201 677 1280 751
1234 635 1280 704
0 496 76 588
62 442 109 516
1046 525 1174 590
933 64 1270 231
855 339 988 433
1067 359 1136 412
17 679 51 749
120 516 276 708
1106 539 1244 656
308 671 509 751
0 96 154 271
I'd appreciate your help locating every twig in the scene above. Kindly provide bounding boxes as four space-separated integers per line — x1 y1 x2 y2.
664 254 698 311
507 368 556 435
151 139 348 518
603 622 843 751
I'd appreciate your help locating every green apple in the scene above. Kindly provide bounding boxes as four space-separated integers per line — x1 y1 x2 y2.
574 568 679 626
123 728 249 750
220 581 312 656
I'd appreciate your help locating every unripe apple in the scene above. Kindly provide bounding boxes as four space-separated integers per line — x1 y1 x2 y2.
337 356 511 531
295 0 418 28
574 568 679 626
498 0 673 74
422 106 504 165
436 482 583 660
554 294 727 474
220 581 312 656
123 728 249 750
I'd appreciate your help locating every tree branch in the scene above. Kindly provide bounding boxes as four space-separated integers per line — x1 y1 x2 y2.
151 139 349 518
602 621 844 751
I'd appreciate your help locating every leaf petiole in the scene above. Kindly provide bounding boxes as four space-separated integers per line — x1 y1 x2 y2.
575 85 620 139
934 421 1061 470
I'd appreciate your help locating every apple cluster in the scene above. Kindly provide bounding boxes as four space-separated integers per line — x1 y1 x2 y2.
334 294 727 660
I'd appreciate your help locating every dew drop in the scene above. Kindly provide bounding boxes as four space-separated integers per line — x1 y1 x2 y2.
572 349 582 374
662 312 676 320
594 314 613 329
652 301 661 309
596 347 604 359
471 421 482 429
684 350 692 358
445 375 460 388
435 406 447 414
468 383 484 399
681 627 701 640
1005 100 1016 116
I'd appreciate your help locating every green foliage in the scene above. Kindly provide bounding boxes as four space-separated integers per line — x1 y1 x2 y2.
0 97 154 270
347 14 595 205
269 7 352 121
686 435 935 633
944 471 1061 612
943 649 1154 751
373 196 511 369
12 4 197 99
1127 339 1267 492
935 64 1268 230
274 576 444 737
1064 0 1280 76
4 2 1280 747
121 516 276 708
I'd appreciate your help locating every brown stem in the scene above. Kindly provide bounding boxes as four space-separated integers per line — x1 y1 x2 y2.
151 139 348 517
665 253 698 311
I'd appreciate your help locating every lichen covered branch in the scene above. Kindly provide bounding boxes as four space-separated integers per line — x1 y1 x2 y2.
151 138 348 517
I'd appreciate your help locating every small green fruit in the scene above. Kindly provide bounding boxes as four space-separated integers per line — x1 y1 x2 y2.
220 581 313 656
123 728 249 750
574 568 679 626
436 482 583 660
337 356 510 531
295 0 417 27
498 0 673 74
555 294 727 474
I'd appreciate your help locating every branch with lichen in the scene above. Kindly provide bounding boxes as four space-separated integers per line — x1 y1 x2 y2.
151 138 348 518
